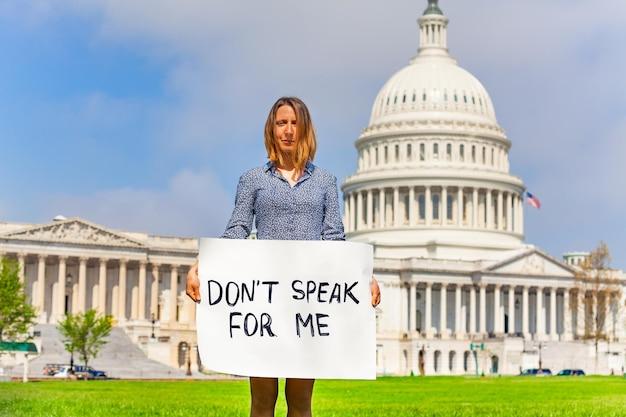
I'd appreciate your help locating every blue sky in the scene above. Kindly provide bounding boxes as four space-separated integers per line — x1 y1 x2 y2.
0 1 624 268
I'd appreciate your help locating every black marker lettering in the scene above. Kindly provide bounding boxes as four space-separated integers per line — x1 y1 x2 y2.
329 283 341 304
225 281 240 307
292 280 305 300
243 313 259 336
207 280 223 306
306 281 316 302
344 281 359 304
261 281 279 303
260 313 277 337
296 313 314 337
241 281 255 303
317 282 329 303
316 313 330 336
229 312 242 337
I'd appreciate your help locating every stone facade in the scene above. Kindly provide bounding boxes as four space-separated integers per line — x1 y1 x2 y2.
0 217 200 371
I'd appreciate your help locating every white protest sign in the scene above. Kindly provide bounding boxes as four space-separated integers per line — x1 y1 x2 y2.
196 238 375 380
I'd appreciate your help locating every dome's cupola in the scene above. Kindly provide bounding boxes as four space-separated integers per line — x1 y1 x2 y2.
416 0 451 61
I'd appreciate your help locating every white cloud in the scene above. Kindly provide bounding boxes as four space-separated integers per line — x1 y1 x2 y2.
44 169 232 237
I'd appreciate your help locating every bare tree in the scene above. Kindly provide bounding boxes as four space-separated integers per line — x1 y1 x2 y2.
571 242 624 370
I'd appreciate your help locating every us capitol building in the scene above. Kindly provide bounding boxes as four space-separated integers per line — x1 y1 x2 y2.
341 0 626 375
1 0 625 376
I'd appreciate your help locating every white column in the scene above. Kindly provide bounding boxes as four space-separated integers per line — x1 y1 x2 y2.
78 257 87 313
151 264 160 319
469 286 477 335
409 283 417 333
170 265 178 325
550 287 557 340
506 192 513 232
118 259 127 322
455 285 463 339
98 259 107 316
366 190 373 229
562 288 572 340
440 283 448 338
536 287 544 338
486 190 493 229
393 187 400 227
425 186 432 226
479 284 487 336
138 261 147 321
356 191 364 230
378 188 385 228
55 256 67 320
17 253 25 285
409 186 416 226
576 290 585 338
349 193 355 232
442 186 448 225
618 292 626 341
472 188 479 228
36 255 46 320
497 190 503 230
517 193 524 234
508 286 515 335
493 284 502 334
400 284 408 332
522 286 529 338
457 187 463 227
425 283 432 337
343 197 349 232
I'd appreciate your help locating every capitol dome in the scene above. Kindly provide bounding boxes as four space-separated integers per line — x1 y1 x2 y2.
342 0 527 261
369 59 498 128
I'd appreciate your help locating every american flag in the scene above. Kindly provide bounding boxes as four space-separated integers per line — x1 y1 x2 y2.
525 191 541 209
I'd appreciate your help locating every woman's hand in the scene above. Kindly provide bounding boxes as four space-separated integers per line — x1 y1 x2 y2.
186 261 201 303
370 277 381 307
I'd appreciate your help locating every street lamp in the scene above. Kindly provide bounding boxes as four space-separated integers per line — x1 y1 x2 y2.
151 313 156 339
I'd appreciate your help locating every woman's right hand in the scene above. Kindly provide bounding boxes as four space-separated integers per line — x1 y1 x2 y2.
186 261 201 303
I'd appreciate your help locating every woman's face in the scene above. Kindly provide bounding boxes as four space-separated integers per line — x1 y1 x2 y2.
274 105 297 154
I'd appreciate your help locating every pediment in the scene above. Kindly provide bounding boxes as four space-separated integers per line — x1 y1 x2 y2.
1 218 145 248
484 249 575 277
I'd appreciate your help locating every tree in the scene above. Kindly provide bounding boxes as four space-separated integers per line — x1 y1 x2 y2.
57 309 113 368
0 257 37 342
571 242 624 368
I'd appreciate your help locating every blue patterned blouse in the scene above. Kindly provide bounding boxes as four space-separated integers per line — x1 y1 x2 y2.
222 161 345 241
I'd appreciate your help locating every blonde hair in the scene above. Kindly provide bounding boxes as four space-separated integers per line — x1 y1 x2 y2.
264 97 317 174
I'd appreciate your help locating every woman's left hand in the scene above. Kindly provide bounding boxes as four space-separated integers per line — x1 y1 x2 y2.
370 277 381 307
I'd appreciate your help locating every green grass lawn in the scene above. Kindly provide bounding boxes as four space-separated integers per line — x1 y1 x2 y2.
1 377 626 417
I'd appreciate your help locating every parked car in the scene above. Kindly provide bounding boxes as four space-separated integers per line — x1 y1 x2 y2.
520 368 552 376
52 365 108 380
557 369 585 376
42 363 66 376
52 366 73 378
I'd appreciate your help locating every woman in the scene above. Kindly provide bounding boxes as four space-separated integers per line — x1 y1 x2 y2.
186 96 380 417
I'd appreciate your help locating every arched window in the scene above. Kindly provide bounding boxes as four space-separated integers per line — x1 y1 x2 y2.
491 355 499 374
434 350 442 373
449 351 456 372
459 144 465 162
463 351 471 372
446 143 452 160
433 143 439 159
420 143 426 161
